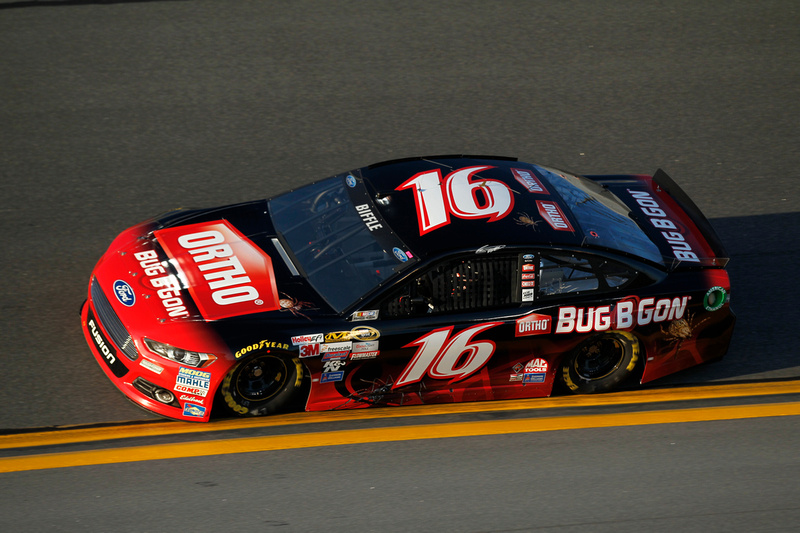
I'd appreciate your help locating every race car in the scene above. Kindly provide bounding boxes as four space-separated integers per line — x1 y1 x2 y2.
81 155 734 422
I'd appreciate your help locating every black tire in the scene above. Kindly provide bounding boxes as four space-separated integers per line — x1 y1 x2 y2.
219 353 303 416
561 331 640 394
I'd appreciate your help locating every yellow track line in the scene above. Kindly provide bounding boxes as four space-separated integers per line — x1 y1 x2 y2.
1 402 798 474
2 380 800 450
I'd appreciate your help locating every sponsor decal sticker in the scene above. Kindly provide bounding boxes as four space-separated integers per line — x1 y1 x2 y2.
352 341 379 352
522 254 535 261
393 247 409 262
522 264 535 272
291 333 324 346
134 250 189 318
322 351 349 361
139 358 163 374
321 371 345 383
627 189 700 263
174 367 211 397
351 310 379 321
521 281 535 288
523 373 546 384
476 244 506 254
555 296 690 333
299 343 320 358
703 286 727 311
180 394 204 405
113 280 135 307
522 288 535 302
346 174 357 188
524 358 548 373
509 374 523 382
521 273 535 280
183 402 206 418
154 220 281 320
350 350 379 360
511 168 549 194
235 339 290 359
321 360 346 382
515 313 552 336
536 200 574 231
321 341 352 353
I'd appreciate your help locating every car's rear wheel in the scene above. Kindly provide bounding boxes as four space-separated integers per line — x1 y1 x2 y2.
561 331 639 394
219 353 303 416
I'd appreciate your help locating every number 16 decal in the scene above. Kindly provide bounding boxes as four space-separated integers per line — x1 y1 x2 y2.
393 323 502 389
396 166 514 235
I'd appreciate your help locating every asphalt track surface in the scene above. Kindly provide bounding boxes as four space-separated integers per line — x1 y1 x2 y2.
1 1 799 531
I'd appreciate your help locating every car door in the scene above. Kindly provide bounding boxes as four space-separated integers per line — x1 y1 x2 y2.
330 251 549 406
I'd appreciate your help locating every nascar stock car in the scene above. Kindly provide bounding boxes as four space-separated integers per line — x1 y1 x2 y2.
81 155 734 422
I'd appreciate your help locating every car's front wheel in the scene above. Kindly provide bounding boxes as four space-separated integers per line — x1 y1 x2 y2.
561 331 640 394
219 353 303 416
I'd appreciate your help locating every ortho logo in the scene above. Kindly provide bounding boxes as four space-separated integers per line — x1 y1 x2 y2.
155 220 280 320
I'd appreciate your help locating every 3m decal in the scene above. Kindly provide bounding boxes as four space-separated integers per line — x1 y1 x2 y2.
394 323 501 389
536 200 574 231
299 344 320 358
154 220 281 320
555 296 690 334
511 168 549 194
396 166 514 235
515 313 552 336
627 189 700 263
112 280 135 307
174 367 211 398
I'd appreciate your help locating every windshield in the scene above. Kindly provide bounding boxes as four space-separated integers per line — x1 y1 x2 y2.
534 165 663 264
269 175 415 312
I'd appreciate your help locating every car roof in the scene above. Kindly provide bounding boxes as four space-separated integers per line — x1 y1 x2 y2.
357 155 597 261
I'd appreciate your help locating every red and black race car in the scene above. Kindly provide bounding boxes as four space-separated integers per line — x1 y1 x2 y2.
81 155 734 422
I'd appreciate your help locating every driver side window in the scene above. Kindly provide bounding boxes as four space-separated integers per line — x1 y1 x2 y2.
381 254 518 318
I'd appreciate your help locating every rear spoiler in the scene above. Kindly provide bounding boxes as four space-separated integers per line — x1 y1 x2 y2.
586 169 730 270
651 169 729 267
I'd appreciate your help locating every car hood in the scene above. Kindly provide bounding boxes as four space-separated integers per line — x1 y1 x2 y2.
96 200 334 326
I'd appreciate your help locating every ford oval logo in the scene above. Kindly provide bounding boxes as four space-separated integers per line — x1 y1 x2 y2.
113 280 135 307
393 247 409 262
